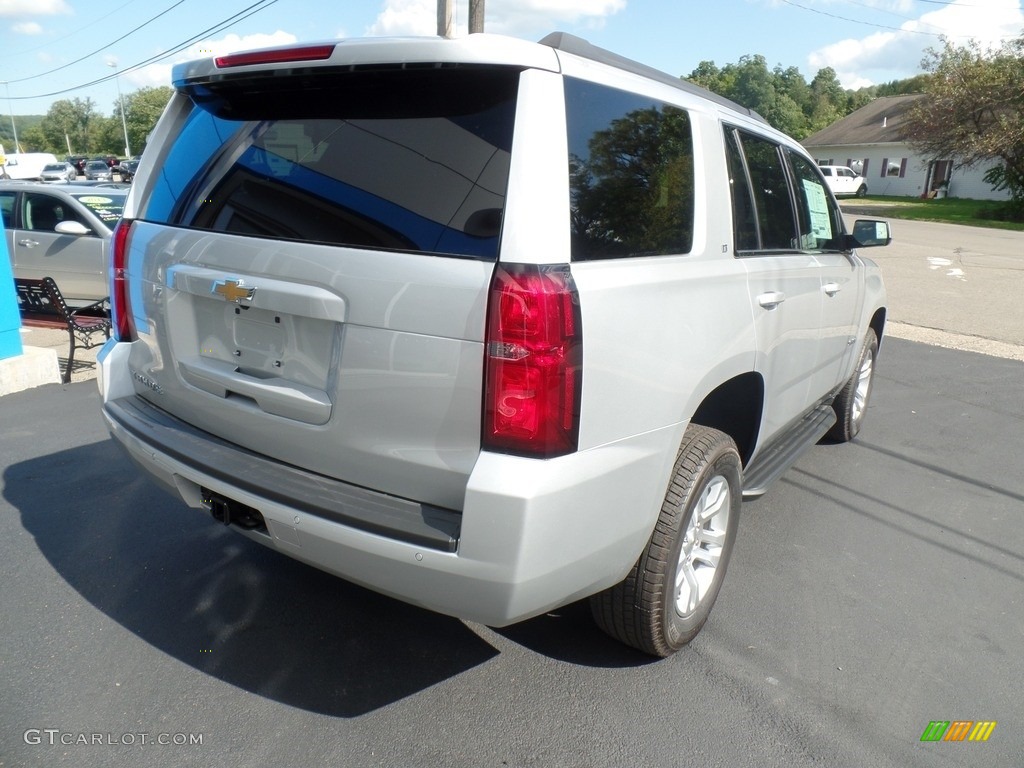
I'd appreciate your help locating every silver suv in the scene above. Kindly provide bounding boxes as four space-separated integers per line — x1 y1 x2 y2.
98 33 889 657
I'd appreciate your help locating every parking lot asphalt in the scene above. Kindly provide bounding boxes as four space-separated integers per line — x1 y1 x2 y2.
1 337 1021 767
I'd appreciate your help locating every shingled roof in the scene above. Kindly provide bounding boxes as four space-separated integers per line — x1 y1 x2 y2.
803 94 925 147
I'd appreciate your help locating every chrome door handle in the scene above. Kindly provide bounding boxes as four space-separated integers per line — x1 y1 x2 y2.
823 282 841 296
757 291 786 310
18 239 39 248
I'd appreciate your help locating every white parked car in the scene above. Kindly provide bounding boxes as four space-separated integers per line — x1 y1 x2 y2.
98 32 890 657
819 165 868 197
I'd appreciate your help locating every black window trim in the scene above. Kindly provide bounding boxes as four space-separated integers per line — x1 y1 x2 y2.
726 124 848 259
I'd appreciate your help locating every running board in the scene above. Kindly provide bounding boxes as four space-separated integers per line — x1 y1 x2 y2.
742 405 836 499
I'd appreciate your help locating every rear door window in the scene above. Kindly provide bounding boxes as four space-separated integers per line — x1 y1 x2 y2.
735 131 798 251
144 67 520 260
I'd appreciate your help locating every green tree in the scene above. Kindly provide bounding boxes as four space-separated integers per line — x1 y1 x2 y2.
123 86 172 155
686 56 822 138
38 98 100 155
907 35 1024 211
93 115 124 156
17 124 47 153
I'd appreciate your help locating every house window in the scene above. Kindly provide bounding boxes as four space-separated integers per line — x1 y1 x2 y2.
882 158 907 178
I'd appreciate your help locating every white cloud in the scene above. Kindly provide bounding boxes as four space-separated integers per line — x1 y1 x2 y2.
0 0 70 16
126 31 299 90
366 0 626 37
12 20 42 34
487 0 626 35
807 0 1024 87
367 0 436 36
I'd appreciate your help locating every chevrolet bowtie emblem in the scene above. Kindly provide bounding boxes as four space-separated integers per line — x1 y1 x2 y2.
212 279 256 303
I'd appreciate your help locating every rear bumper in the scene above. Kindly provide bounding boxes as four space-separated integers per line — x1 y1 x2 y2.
98 341 680 626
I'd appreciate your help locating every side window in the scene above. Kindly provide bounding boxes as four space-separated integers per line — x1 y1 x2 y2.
0 192 14 229
737 132 797 251
787 151 845 252
565 77 694 260
724 129 759 251
23 194 63 232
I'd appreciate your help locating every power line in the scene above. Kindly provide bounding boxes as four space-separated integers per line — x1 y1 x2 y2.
4 0 189 84
840 0 948 35
779 0 943 35
9 0 280 101
0 0 142 63
781 0 1023 38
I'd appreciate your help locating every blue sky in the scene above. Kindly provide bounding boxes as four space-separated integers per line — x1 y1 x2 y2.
1 0 1022 119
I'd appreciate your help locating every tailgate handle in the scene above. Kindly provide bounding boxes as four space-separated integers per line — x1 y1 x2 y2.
178 357 332 425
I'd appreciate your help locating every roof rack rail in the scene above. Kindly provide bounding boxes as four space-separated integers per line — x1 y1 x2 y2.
538 31 766 124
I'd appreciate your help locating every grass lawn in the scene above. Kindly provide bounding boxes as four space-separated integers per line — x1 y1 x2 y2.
840 196 1024 232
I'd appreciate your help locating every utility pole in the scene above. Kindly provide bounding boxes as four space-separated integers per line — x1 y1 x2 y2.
2 81 18 152
469 0 484 33
437 0 453 37
107 61 132 158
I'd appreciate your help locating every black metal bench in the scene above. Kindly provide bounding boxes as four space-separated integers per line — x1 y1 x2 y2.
13 277 112 383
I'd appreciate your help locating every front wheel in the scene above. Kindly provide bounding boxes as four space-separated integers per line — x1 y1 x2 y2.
827 329 878 442
590 425 742 657
856 184 868 198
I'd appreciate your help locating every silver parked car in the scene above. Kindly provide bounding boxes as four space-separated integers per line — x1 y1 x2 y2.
39 162 78 183
1 181 126 304
98 33 889 657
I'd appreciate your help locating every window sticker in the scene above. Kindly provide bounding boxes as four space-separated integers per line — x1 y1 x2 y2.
801 179 833 240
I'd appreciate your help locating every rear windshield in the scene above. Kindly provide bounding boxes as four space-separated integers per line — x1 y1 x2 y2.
143 67 520 260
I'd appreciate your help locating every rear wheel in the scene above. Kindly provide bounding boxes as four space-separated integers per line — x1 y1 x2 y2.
827 328 878 442
590 425 741 657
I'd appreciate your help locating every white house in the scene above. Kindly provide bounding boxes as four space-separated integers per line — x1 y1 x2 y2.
802 94 1008 201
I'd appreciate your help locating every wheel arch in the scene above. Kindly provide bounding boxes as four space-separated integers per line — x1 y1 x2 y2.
689 372 764 467
870 307 886 349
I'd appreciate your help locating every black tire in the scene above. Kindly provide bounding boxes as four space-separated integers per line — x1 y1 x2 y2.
590 425 742 657
827 328 878 442
856 184 868 198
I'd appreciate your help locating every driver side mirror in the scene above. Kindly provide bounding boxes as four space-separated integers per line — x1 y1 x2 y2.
846 219 892 248
55 220 92 236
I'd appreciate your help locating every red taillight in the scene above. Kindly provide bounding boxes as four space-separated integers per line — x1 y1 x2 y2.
111 218 136 342
483 264 582 458
215 44 336 69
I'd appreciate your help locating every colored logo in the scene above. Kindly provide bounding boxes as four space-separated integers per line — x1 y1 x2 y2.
212 279 255 303
920 721 996 742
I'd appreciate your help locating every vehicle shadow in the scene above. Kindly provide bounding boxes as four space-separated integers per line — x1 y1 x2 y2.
489 601 656 669
5 440 499 718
